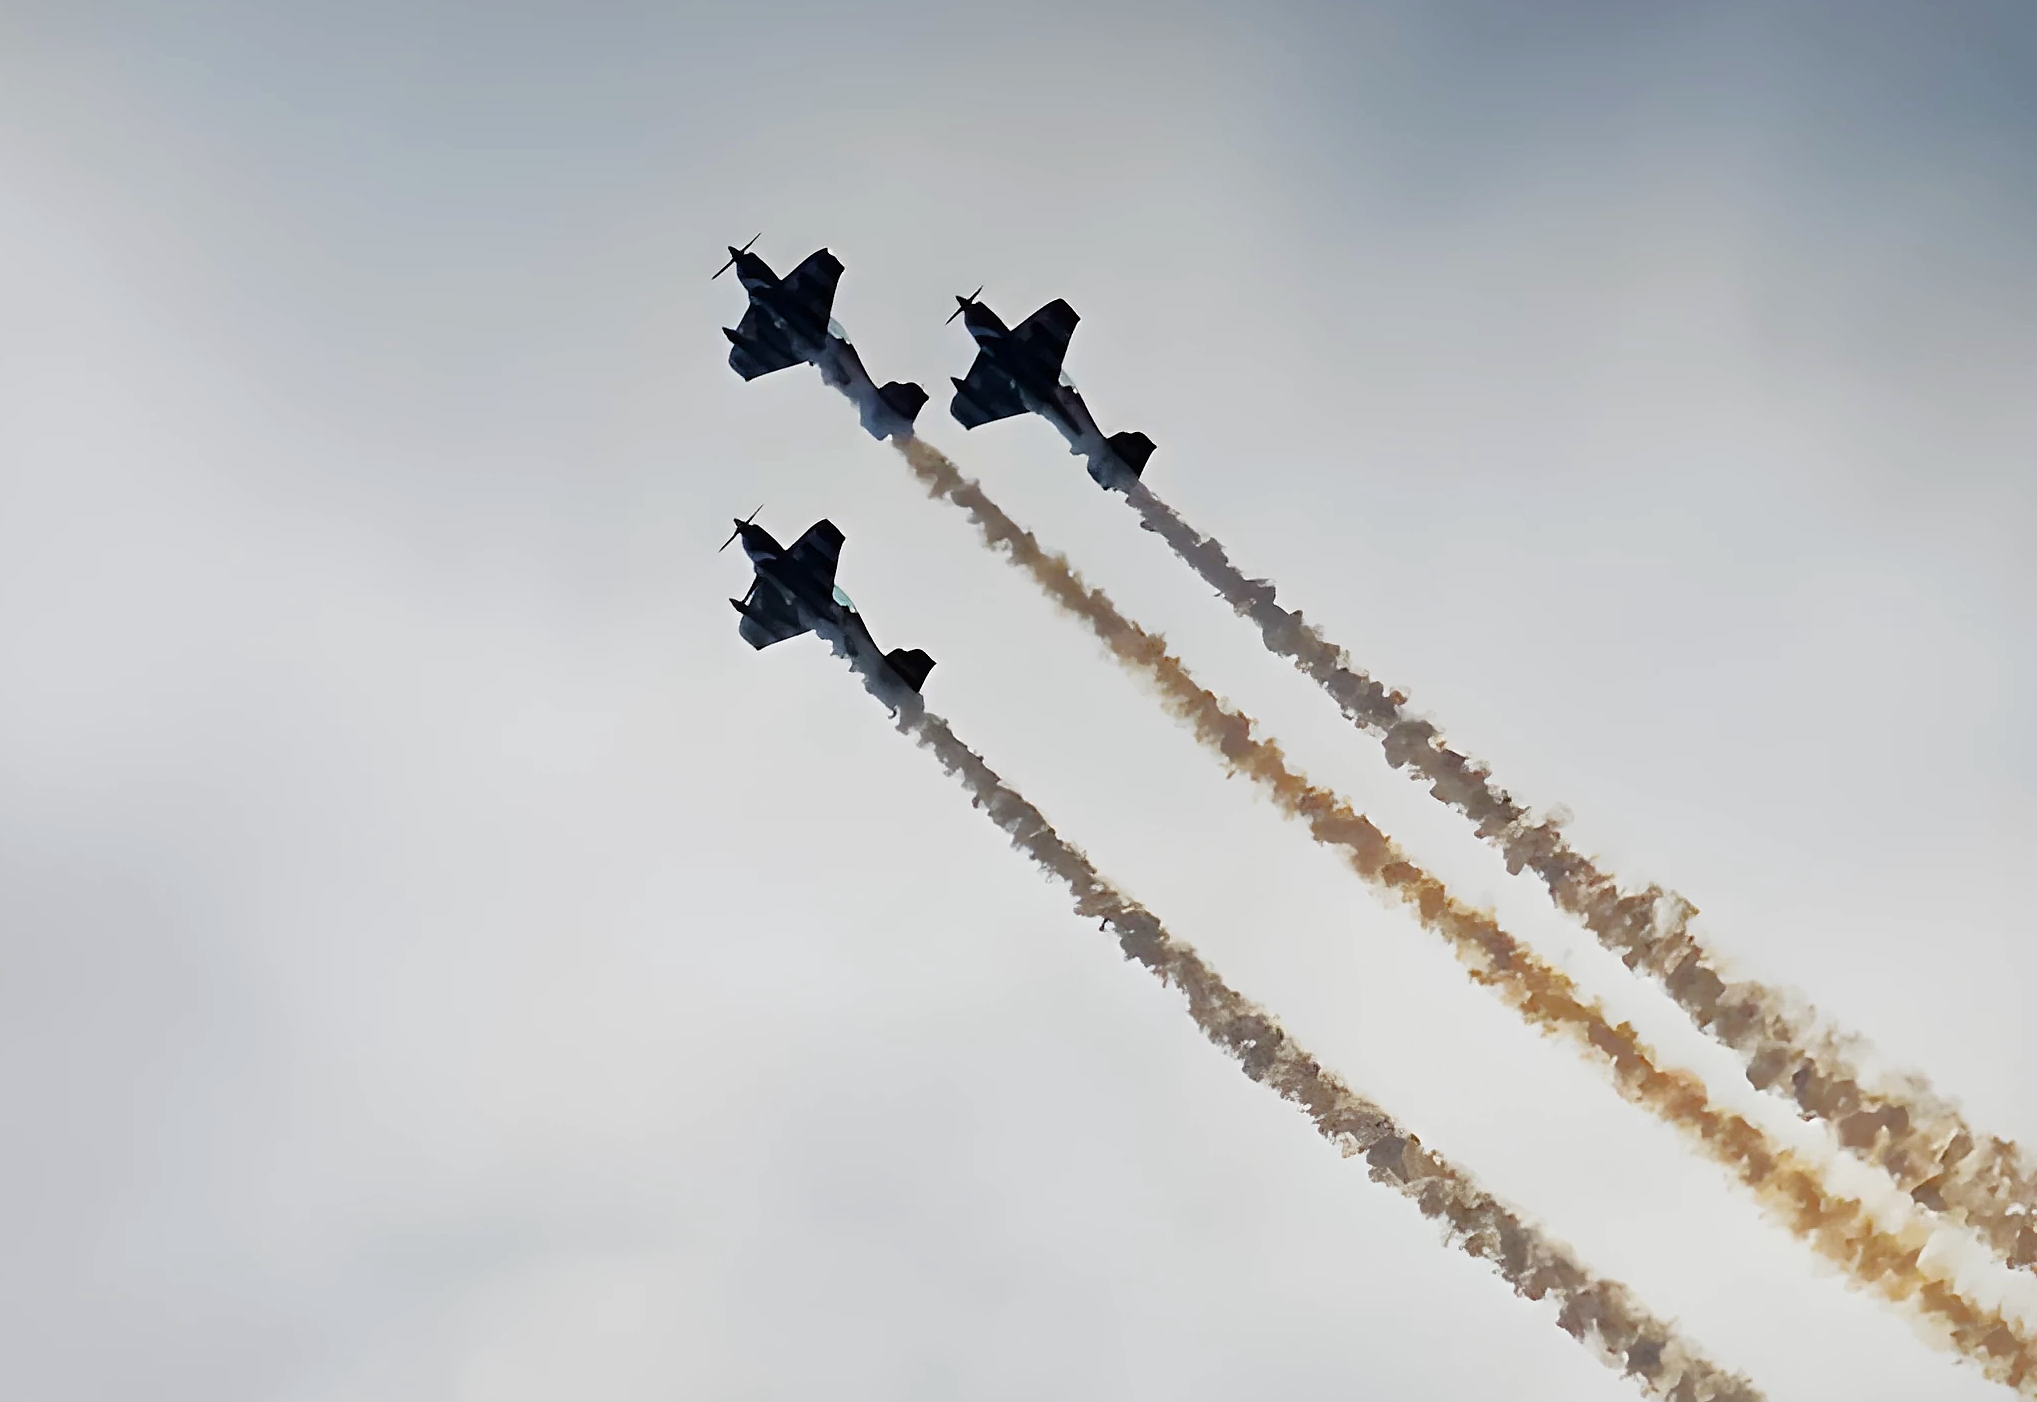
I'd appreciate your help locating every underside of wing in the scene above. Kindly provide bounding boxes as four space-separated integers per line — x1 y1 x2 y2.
725 305 804 380
736 579 809 649
785 519 845 587
949 354 1027 429
782 249 845 325
1011 297 1079 375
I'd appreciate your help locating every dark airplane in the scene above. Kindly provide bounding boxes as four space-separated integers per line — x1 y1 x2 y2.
946 290 1156 492
724 510 936 709
717 237 929 442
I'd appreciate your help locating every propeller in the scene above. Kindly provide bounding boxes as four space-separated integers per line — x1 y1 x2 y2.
945 286 984 324
712 233 762 280
719 504 763 553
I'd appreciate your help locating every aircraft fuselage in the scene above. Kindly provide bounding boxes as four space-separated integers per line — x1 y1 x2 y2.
728 251 922 442
956 302 1141 491
733 522 925 711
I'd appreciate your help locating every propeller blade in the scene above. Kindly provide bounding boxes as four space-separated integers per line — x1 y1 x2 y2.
945 286 984 325
712 232 763 280
718 503 764 552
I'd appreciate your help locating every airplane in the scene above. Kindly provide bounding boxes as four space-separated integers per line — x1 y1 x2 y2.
717 237 930 442
945 290 1156 492
723 509 937 708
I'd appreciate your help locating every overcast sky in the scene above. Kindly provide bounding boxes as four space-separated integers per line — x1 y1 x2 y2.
4 4 2035 1400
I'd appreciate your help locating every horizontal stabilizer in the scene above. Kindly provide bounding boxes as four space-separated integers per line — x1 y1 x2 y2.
884 647 936 693
877 380 929 425
1106 430 1157 477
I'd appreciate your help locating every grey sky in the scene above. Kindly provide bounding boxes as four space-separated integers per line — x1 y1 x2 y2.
3 4 2034 1400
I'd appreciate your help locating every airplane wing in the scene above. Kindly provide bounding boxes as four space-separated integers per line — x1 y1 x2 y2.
786 519 845 587
781 249 845 325
725 305 804 380
949 353 1027 429
736 579 810 650
1011 298 1079 374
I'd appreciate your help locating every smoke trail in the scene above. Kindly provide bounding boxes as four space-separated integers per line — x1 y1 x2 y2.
1115 481 2037 1278
891 436 2037 1390
843 691 1765 1399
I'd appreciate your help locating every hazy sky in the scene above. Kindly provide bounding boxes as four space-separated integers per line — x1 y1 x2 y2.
4 4 2034 1400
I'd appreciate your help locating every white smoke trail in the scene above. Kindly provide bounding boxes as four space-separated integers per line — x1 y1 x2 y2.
1116 478 2037 1280
844 673 1765 1400
884 436 2037 1392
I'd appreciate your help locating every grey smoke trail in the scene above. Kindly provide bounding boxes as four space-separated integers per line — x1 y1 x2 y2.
839 680 1765 1400
886 436 2037 1391
1119 479 2037 1277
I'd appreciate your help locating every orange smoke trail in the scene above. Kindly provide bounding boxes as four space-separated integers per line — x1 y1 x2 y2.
843 691 1766 1399
1117 480 2037 1278
893 436 2037 1392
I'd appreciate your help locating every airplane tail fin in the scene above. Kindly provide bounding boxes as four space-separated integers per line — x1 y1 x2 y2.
1106 430 1157 478
876 380 929 427
884 647 937 693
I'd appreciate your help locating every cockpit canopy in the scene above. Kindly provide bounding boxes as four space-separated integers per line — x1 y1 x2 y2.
831 583 857 613
827 316 849 343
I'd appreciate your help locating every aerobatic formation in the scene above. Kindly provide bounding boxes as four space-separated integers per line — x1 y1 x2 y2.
716 241 2036 1396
